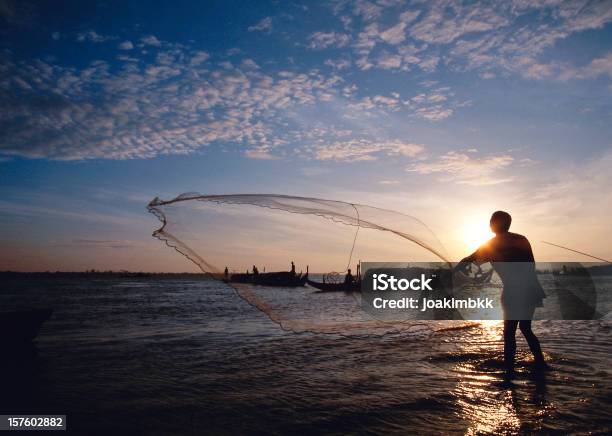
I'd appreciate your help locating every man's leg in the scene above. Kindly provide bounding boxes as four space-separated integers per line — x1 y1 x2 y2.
503 320 519 370
519 320 545 365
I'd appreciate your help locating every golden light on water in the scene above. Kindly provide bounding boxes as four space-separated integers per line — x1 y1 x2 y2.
454 321 522 435
478 320 502 331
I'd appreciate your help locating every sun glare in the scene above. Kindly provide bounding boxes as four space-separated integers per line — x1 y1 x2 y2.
462 223 493 251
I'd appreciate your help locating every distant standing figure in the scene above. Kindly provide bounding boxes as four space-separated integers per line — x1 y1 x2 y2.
253 265 259 275
455 211 546 372
224 266 229 280
291 261 295 275
344 269 355 285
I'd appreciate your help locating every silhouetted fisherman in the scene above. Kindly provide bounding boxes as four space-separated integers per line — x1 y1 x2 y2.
224 266 229 280
344 268 355 285
455 211 546 372
252 265 259 275
290 261 295 276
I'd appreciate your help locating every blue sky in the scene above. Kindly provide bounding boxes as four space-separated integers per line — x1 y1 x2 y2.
1 0 611 271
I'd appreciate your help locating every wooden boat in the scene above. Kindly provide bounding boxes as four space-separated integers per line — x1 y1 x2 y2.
0 309 53 343
229 270 308 287
308 264 362 293
306 278 360 293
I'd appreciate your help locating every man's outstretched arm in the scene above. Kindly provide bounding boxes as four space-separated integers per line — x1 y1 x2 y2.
454 251 478 273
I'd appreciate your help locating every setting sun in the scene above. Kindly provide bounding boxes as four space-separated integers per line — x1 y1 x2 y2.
463 223 494 251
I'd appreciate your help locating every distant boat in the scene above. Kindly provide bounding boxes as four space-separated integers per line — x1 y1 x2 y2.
306 278 360 293
0 309 53 343
229 270 308 287
308 264 361 293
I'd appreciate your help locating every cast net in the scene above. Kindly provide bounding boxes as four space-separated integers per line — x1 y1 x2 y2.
147 193 467 336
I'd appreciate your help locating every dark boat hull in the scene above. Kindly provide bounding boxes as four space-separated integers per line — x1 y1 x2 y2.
0 309 53 343
230 271 307 287
307 279 360 293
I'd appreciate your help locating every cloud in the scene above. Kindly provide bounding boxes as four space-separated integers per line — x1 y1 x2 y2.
410 3 508 44
140 35 162 46
351 0 383 22
524 62 555 79
312 139 424 162
76 30 116 43
322 0 612 79
118 40 134 50
307 31 350 49
375 52 402 69
117 55 138 63
1 28 468 162
428 93 447 103
346 93 401 112
9 0 601 164
415 106 453 121
379 21 407 45
248 16 272 32
0 45 356 160
245 148 279 160
0 199 142 227
403 87 460 121
67 239 144 249
559 52 612 80
579 52 612 79
407 151 514 185
324 58 351 70
338 85 461 123
241 58 260 69
418 56 439 72
190 50 210 66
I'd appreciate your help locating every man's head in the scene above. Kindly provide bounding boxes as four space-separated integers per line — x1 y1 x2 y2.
490 210 512 234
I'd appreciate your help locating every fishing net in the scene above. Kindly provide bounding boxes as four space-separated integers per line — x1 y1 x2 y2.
147 193 460 336
148 193 611 332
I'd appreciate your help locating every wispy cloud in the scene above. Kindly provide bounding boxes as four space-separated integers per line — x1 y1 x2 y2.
559 52 612 80
140 34 162 47
313 139 424 162
248 16 272 32
64 239 145 249
0 40 348 160
324 57 351 70
190 50 210 66
0 31 462 161
307 31 350 49
244 148 279 160
1 1 609 164
118 40 134 50
407 151 514 186
76 30 116 43
323 0 612 80
0 200 144 227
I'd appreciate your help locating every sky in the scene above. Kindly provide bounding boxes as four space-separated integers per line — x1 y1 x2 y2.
1 0 611 272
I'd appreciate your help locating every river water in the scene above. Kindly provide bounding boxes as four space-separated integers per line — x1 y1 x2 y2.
1 276 610 434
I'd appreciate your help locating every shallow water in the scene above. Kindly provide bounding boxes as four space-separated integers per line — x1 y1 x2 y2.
1 277 610 435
